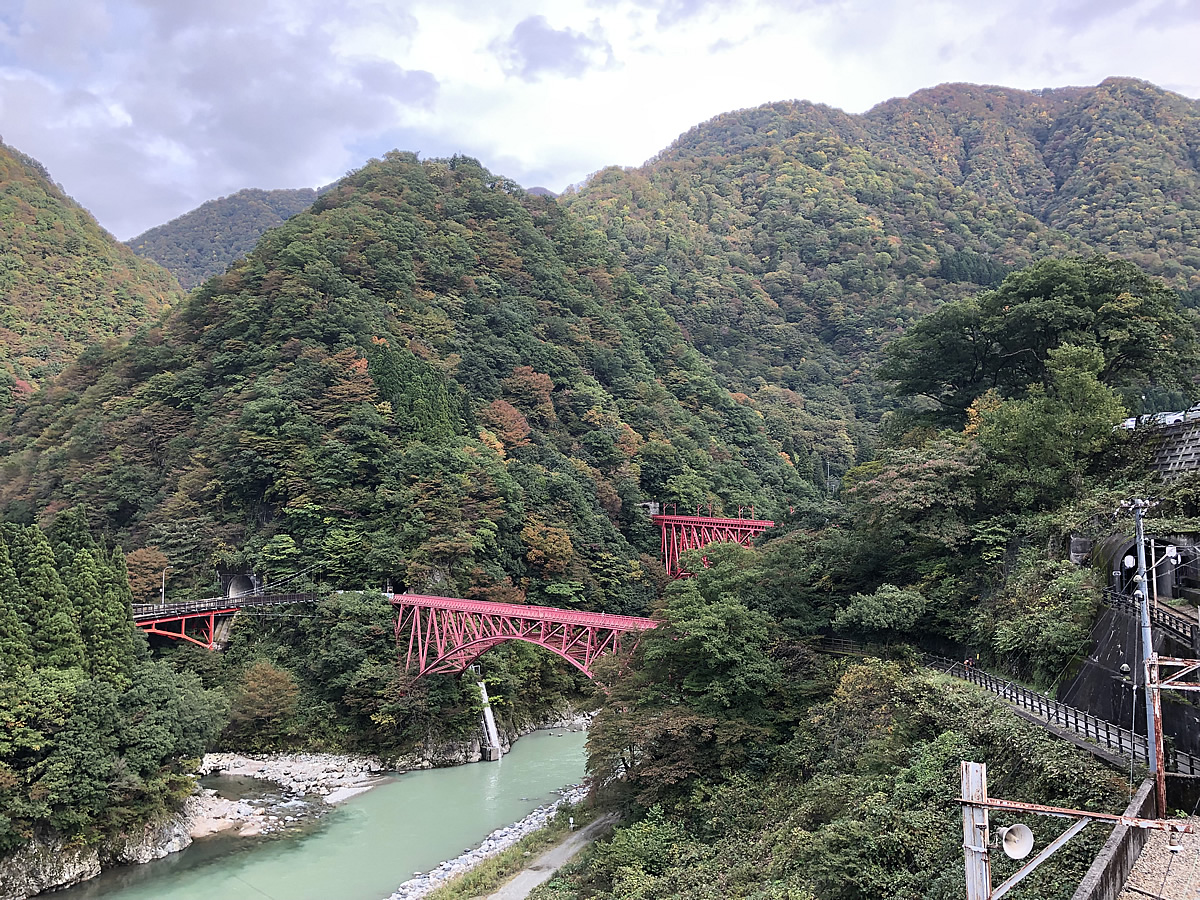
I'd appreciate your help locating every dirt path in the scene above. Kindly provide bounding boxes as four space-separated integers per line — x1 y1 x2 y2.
484 814 617 900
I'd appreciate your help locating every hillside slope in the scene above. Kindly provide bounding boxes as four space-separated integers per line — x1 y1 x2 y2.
0 142 181 399
565 78 1200 474
0 153 810 606
127 187 321 290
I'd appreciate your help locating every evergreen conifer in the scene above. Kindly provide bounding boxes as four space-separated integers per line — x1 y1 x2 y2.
17 527 85 671
0 534 33 675
97 547 137 683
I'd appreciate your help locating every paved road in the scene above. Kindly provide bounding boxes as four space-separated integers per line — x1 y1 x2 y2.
485 814 617 900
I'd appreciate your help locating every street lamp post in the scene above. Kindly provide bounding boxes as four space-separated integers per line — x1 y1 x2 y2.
161 567 170 604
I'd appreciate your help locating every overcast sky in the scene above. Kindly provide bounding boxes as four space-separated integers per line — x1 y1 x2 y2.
1 0 1198 240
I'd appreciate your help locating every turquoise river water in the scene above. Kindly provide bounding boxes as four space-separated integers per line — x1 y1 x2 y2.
58 729 588 900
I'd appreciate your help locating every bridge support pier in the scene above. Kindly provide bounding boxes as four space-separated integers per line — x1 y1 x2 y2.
478 680 502 762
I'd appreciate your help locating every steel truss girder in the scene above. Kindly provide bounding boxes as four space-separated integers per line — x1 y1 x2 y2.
651 514 774 579
392 594 658 680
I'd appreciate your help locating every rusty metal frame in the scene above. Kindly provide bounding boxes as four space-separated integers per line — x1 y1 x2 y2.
962 796 1195 833
1147 653 1200 815
960 761 1193 900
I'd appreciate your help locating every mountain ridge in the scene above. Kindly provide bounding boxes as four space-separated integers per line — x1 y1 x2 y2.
126 187 324 290
0 141 182 400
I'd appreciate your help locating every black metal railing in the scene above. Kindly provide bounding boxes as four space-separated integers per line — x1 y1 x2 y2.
1100 588 1195 646
930 653 1200 776
817 638 1200 776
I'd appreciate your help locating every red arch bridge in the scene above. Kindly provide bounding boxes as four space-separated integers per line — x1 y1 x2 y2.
130 510 770 667
133 593 657 680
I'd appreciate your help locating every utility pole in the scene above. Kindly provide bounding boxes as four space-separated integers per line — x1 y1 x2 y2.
959 760 1194 898
1127 499 1160 784
962 762 991 899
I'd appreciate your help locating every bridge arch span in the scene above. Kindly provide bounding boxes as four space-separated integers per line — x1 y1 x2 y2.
392 594 657 680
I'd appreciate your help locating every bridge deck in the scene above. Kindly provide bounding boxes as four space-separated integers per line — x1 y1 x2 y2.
131 592 319 623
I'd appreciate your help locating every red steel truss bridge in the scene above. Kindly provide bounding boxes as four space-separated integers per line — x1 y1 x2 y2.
131 593 318 649
392 593 657 680
651 511 774 578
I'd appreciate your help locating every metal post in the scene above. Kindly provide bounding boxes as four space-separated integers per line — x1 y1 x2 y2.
961 761 991 900
1151 539 1159 612
1150 655 1167 816
1134 502 1160 781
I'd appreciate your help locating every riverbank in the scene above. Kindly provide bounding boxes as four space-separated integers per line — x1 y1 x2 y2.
386 783 590 900
190 751 387 837
46 728 589 900
4 715 591 900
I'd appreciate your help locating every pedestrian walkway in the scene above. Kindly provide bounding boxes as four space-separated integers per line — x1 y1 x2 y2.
815 638 1200 775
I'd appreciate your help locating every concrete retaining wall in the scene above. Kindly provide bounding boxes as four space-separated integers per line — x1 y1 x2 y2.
1071 778 1155 900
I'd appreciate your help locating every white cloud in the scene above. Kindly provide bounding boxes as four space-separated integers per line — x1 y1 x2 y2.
0 0 1195 238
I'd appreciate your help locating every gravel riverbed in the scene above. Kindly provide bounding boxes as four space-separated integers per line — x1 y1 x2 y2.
188 752 386 838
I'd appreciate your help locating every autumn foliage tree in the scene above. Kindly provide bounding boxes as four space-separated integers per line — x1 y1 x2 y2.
125 547 170 603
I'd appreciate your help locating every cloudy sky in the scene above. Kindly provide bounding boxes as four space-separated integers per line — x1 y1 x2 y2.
1 0 1198 240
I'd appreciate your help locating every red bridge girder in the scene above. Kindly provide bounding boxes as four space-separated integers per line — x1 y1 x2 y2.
651 513 774 579
392 594 658 680
135 608 238 649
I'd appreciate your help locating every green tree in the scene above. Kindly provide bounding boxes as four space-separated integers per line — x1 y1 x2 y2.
16 527 84 671
972 344 1127 510
224 661 300 750
0 536 33 675
644 576 782 720
833 583 927 635
94 549 137 681
881 256 1198 421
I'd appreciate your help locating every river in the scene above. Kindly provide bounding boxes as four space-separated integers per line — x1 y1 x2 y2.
57 729 588 900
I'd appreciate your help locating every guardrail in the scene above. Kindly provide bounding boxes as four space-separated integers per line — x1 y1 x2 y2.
927 653 1200 777
817 638 1200 776
131 592 319 622
1100 589 1195 646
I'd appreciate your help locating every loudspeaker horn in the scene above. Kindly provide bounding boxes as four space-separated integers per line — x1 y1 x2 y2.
997 824 1034 860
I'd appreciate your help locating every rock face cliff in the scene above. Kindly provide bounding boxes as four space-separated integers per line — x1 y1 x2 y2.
0 814 190 900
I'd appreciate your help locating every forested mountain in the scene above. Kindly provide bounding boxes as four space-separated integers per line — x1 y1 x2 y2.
564 77 1200 475
0 153 810 608
127 187 322 290
4 79 1200 897
0 142 182 401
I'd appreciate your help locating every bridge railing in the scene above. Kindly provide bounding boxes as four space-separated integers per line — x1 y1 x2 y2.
132 592 319 622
